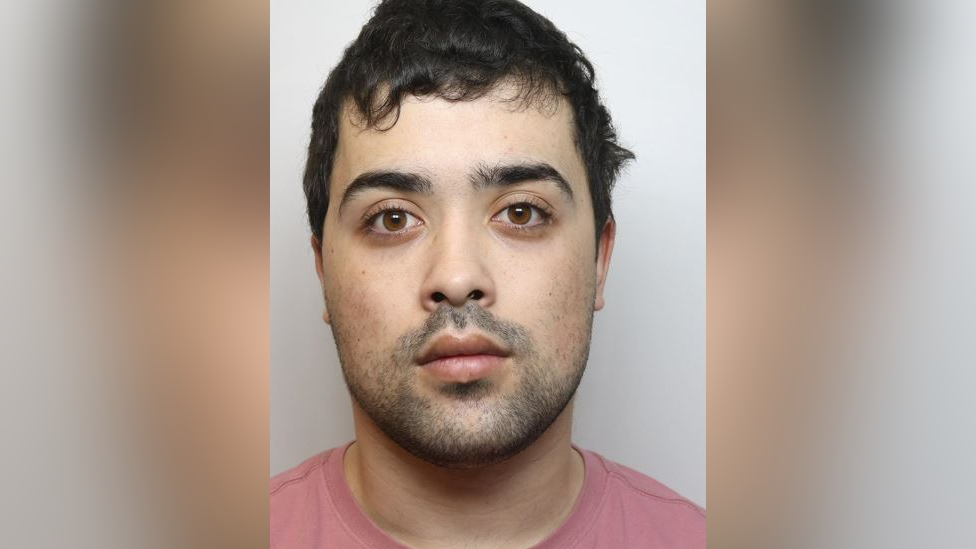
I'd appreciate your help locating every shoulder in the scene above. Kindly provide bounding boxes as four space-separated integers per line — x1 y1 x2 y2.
271 447 340 528
594 452 705 517
582 449 706 547
271 449 332 499
270 448 345 549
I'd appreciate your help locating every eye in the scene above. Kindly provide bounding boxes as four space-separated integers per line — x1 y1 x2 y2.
367 209 421 234
493 202 549 228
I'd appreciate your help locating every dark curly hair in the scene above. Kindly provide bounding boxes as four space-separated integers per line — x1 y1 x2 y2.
303 0 634 243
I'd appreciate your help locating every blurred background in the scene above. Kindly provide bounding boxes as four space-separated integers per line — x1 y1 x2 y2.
710 0 976 547
1 0 975 547
1 0 268 547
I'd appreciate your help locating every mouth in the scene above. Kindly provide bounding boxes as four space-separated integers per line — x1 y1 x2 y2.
416 333 510 383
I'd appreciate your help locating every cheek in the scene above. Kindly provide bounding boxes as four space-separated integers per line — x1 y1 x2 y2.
327 281 394 382
504 241 597 368
322 248 418 365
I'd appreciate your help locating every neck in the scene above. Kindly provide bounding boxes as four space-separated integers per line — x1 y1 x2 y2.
344 400 585 549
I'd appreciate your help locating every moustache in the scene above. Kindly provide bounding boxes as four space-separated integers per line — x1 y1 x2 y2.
394 303 533 364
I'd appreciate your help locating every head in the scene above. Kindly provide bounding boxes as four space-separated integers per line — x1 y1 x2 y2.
305 0 633 468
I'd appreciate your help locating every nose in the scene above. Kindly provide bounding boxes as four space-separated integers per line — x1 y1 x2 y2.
420 231 495 311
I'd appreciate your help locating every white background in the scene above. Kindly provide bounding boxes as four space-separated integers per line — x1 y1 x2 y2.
271 0 706 506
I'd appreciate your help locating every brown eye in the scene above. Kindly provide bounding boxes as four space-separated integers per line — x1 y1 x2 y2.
369 209 419 234
382 210 407 231
507 204 533 225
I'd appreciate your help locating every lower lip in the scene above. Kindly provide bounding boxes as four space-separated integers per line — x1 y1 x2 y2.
421 355 505 383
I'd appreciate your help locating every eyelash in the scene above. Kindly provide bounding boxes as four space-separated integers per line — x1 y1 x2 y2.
493 196 554 233
360 201 421 240
359 196 555 238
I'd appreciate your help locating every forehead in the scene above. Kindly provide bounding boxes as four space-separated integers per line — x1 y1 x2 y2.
331 90 585 195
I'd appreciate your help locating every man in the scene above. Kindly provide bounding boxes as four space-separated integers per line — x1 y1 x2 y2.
271 1 705 547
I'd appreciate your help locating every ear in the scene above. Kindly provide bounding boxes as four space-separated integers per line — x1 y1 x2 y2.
310 235 331 325
594 217 616 311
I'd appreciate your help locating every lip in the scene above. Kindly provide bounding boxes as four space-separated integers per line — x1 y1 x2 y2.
416 334 510 383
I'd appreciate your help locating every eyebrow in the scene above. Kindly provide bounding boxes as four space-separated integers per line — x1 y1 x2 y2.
337 170 434 217
470 162 575 201
337 161 574 217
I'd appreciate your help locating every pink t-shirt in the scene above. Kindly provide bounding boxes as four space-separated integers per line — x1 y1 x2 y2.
271 442 705 548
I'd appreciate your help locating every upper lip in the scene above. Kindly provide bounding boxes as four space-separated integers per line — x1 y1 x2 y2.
416 333 510 365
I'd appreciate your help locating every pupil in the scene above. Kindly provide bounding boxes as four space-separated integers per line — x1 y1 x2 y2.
384 211 405 231
510 205 530 224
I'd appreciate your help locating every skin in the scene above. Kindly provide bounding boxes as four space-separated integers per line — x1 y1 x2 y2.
311 89 615 549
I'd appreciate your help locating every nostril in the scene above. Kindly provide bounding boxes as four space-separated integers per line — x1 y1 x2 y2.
468 290 484 301
432 292 447 303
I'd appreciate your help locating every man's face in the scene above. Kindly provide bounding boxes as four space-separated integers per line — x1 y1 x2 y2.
314 89 614 468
